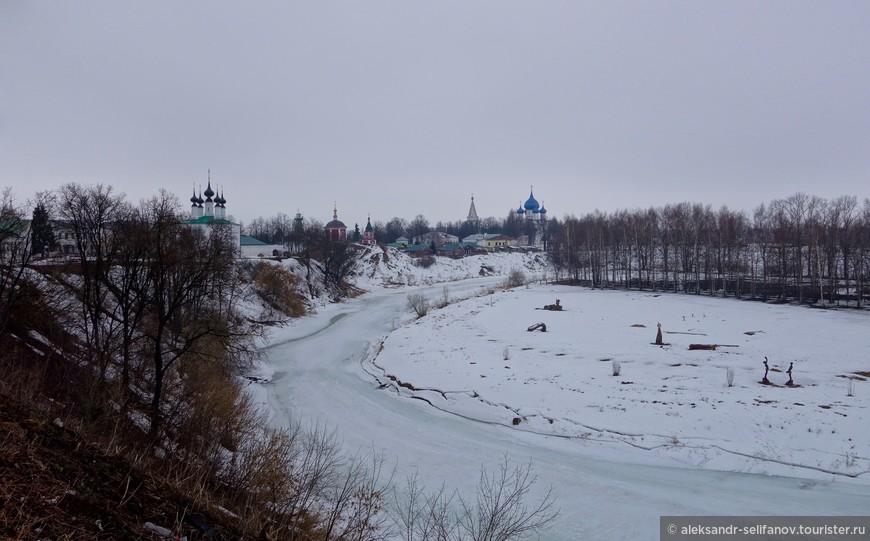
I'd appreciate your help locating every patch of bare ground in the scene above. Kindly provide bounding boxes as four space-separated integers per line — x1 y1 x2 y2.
0 393 239 540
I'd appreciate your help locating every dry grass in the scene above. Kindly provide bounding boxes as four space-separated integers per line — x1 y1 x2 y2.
252 261 308 317
0 394 169 540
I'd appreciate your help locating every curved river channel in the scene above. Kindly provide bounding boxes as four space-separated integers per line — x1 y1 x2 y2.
259 277 870 541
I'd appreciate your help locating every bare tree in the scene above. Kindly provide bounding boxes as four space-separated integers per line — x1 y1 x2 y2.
784 193 810 302
103 204 153 403
854 199 870 308
320 236 358 287
833 195 858 304
409 215 431 240
386 217 409 243
56 183 128 410
139 190 256 443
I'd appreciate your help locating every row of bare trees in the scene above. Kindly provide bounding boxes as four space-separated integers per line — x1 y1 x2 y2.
549 193 870 306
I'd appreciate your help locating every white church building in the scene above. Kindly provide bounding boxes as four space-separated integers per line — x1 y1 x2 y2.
183 175 241 251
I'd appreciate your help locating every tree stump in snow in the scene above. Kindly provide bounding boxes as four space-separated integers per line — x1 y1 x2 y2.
655 322 663 345
542 299 562 311
527 322 547 332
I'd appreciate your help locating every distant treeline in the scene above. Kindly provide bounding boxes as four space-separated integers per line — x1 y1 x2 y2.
547 193 870 306
244 209 543 245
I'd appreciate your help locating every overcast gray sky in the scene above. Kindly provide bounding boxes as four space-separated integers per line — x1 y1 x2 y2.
2 1 868 227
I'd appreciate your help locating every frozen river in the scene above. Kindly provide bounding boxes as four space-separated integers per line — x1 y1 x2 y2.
258 278 870 540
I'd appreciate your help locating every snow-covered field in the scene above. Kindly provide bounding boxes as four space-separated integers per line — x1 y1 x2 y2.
255 251 870 540
372 285 869 480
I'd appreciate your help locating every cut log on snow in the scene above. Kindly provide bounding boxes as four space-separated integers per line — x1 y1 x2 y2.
527 322 547 332
689 344 740 350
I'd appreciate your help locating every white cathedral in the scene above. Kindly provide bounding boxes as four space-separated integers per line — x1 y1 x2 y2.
183 173 242 250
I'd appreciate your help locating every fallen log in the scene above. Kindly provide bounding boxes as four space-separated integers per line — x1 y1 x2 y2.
688 343 740 350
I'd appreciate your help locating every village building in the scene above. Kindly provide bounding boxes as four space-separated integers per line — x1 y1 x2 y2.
240 235 285 258
482 234 514 250
436 241 479 258
324 204 348 241
403 244 431 257
411 231 459 247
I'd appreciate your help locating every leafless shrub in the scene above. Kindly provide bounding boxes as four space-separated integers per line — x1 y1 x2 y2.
504 269 527 288
413 255 436 269
440 286 450 307
407 293 429 318
172 356 262 468
395 473 458 541
460 457 557 541
611 359 621 376
223 422 339 537
320 451 395 541
844 451 857 468
395 456 558 541
726 367 735 388
433 286 451 309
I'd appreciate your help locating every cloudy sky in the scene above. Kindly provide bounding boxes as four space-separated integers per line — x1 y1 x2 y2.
1 1 868 227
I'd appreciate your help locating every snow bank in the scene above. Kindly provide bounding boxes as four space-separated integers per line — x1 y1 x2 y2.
372 284 870 480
